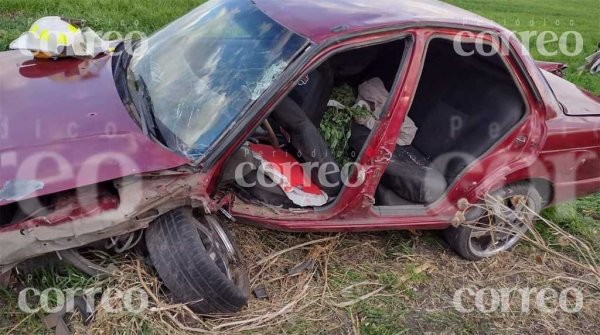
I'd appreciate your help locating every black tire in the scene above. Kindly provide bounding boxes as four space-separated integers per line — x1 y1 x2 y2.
443 182 542 261
145 208 248 314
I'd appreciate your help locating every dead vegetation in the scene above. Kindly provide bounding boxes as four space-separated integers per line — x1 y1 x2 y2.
55 203 598 335
3 198 599 334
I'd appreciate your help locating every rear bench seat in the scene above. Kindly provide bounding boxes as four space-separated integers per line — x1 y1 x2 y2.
372 43 525 205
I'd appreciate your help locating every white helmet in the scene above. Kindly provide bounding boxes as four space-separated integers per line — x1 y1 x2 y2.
10 16 112 58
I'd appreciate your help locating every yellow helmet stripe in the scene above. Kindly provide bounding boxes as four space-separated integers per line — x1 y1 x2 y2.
57 33 69 45
67 24 79 33
39 29 50 41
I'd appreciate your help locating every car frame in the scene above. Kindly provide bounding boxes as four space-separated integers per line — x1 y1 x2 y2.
1 0 599 314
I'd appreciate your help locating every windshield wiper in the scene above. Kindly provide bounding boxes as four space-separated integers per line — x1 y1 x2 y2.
131 75 165 143
112 41 165 144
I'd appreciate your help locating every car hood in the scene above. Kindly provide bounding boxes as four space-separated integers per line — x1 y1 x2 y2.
542 69 600 117
0 51 188 206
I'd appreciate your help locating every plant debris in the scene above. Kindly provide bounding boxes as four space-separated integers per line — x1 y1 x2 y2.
3 206 600 334
319 84 370 165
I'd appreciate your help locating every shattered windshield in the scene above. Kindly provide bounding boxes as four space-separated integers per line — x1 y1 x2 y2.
130 0 307 160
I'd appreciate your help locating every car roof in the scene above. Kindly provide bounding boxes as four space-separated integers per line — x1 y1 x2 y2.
254 0 503 43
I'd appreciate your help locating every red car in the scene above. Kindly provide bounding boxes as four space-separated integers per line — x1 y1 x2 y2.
1 0 599 313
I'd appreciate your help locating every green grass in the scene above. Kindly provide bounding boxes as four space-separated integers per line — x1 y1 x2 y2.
327 265 416 334
0 0 202 51
1 0 597 92
0 262 93 334
541 193 600 260
444 0 600 270
446 0 600 94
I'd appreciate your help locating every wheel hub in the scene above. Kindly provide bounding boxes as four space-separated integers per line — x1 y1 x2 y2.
468 194 534 258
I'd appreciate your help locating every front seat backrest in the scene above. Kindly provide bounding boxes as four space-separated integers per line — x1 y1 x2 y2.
288 64 334 127
270 97 341 197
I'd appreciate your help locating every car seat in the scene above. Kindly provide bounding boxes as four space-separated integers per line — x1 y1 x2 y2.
364 41 525 205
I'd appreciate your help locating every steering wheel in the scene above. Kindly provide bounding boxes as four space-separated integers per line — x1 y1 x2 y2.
261 120 280 149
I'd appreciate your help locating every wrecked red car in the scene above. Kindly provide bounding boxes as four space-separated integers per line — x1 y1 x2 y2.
1 0 599 313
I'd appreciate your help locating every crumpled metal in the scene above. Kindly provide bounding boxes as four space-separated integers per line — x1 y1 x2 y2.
579 48 600 74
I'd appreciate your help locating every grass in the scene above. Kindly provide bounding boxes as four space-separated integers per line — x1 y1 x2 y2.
444 0 600 275
0 0 599 334
1 0 597 93
446 0 600 94
0 0 200 51
541 193 600 261
0 259 94 334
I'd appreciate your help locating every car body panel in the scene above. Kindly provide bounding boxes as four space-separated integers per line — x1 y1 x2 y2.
507 71 600 203
0 51 188 206
0 171 218 268
230 27 549 230
535 61 568 77
1 1 599 266
542 70 600 116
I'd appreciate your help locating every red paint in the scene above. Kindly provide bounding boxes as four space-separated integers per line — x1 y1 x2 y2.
543 70 600 116
229 26 600 232
1 1 599 239
535 61 567 77
506 72 600 203
0 51 188 206
0 184 119 233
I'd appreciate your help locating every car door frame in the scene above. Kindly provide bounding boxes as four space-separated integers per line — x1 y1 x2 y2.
371 27 548 221
226 29 419 226
226 26 547 232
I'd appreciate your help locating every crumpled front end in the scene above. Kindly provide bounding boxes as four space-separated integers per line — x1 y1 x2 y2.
0 50 189 207
0 170 218 272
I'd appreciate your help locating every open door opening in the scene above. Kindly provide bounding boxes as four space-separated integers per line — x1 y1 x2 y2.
374 38 527 207
220 38 409 208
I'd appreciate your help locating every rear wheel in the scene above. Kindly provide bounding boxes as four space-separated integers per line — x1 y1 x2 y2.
444 182 542 261
145 207 248 314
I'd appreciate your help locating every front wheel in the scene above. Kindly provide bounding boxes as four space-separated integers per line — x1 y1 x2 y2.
145 207 249 314
444 182 542 261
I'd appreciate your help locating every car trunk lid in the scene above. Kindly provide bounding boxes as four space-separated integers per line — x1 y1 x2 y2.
542 70 600 117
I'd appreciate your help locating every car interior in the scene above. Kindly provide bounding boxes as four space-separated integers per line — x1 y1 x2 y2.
221 37 526 209
375 38 526 206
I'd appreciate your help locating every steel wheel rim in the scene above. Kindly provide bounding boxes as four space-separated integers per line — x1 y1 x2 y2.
194 216 238 281
468 194 535 258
